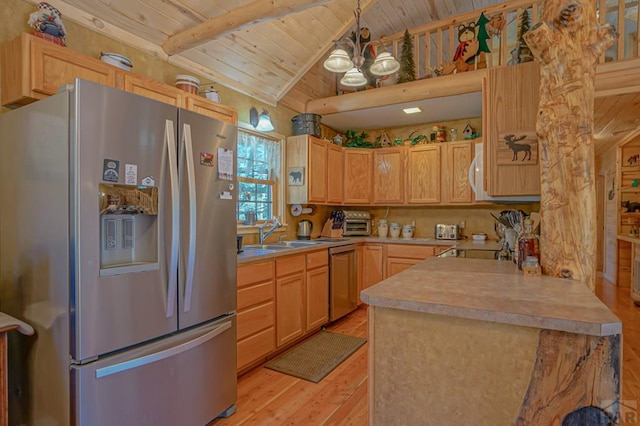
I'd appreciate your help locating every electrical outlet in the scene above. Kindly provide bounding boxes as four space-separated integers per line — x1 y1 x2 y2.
460 220 466 229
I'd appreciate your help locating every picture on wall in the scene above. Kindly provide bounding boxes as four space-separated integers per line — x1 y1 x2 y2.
496 131 538 165
288 167 304 186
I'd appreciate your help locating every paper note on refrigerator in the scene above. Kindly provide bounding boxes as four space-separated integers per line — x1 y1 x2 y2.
217 148 234 181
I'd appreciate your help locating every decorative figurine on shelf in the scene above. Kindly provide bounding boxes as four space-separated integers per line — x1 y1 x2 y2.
633 179 640 188
627 154 640 165
463 123 475 139
621 200 640 213
28 2 67 46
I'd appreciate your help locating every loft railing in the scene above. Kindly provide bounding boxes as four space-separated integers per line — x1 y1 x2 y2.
377 0 639 79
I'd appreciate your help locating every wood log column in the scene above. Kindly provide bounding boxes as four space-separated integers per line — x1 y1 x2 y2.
524 1 617 290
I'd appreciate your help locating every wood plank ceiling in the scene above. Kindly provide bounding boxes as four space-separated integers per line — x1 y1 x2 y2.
23 0 640 153
27 0 498 105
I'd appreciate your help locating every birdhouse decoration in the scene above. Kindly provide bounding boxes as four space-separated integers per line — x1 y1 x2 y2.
28 2 67 46
463 123 475 139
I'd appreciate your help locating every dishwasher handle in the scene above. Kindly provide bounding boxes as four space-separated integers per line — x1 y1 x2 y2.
329 244 356 255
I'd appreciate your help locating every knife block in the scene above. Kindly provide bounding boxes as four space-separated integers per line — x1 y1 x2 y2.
321 219 343 238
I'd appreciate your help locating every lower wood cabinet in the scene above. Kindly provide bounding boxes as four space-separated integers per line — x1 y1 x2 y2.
361 244 384 289
236 260 276 372
276 255 306 347
385 244 436 278
275 250 329 348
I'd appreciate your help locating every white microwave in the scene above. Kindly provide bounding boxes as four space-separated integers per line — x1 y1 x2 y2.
469 142 540 203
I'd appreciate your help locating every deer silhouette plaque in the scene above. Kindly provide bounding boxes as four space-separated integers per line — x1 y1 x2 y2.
497 131 538 165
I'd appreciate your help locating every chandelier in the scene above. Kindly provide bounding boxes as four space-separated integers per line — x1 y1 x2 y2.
323 0 400 87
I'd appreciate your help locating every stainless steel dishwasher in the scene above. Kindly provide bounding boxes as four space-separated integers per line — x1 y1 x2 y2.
329 244 358 321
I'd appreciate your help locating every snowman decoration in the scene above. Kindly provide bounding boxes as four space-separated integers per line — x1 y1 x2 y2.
28 2 67 46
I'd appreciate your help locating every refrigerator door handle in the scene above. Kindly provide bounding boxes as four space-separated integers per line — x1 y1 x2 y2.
165 120 179 318
182 124 197 312
94 320 232 379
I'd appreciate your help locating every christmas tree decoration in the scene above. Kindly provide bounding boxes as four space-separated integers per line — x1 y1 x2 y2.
475 12 492 69
398 30 416 83
517 9 533 63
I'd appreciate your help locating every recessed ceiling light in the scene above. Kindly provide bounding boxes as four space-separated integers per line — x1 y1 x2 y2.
403 107 422 114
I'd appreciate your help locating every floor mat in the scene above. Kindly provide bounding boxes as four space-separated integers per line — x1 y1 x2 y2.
265 331 367 383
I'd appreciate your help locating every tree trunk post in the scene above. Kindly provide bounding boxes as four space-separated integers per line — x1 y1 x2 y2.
523 1 617 290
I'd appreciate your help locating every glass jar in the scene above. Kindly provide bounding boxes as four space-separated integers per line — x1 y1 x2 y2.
517 219 540 270
449 128 458 141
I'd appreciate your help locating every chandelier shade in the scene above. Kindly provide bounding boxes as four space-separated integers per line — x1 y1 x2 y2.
340 67 368 87
323 0 400 87
369 51 401 76
323 49 354 73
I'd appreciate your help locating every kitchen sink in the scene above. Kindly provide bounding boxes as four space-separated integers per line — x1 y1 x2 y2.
272 241 323 247
243 244 294 250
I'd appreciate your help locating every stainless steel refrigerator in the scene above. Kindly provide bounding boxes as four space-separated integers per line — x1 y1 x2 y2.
0 79 238 425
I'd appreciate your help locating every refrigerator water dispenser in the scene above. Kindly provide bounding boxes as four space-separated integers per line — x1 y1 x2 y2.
99 184 159 275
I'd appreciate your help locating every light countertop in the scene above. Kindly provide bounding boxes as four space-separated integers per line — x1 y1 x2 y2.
237 236 459 264
360 257 621 337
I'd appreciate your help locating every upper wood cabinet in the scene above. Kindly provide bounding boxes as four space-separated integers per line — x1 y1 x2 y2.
343 148 373 204
373 147 405 204
286 135 330 204
1 33 238 125
443 141 474 204
327 144 344 204
118 72 184 107
407 145 441 204
484 62 540 196
183 93 238 125
1 33 117 108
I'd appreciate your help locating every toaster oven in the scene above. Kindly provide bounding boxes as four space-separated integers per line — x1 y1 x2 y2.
342 210 371 236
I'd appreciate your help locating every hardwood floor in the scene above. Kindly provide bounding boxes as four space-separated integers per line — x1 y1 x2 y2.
214 278 639 425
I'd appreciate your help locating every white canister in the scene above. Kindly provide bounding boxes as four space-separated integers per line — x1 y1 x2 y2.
402 225 414 239
389 222 402 238
377 220 389 238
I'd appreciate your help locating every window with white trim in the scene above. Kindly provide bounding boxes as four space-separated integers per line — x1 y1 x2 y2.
236 129 282 223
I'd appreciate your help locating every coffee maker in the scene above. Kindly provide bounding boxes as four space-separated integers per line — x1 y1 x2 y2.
297 219 313 240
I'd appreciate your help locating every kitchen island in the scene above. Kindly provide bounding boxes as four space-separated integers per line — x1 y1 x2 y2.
361 257 622 425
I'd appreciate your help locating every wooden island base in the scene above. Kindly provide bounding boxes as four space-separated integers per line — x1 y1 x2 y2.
369 307 620 425
362 257 622 425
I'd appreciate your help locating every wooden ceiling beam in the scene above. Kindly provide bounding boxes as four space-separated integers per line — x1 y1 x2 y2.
162 0 331 56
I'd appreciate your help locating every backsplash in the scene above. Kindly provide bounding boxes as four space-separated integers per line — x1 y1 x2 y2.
359 204 539 240
267 204 540 243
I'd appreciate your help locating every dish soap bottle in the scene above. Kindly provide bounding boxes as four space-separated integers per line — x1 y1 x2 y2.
517 218 540 270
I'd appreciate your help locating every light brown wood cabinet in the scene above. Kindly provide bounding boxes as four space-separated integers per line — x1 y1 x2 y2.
373 147 405 204
275 255 306 347
275 249 329 348
407 145 441 204
343 148 373 204
361 244 384 289
237 260 276 372
286 135 330 204
0 33 117 108
305 250 329 330
327 143 344 204
384 244 436 278
484 62 540 196
0 33 238 125
118 72 184 107
183 93 238 125
443 141 474 204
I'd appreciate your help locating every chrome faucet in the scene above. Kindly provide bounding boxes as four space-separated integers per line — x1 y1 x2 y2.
258 216 282 245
